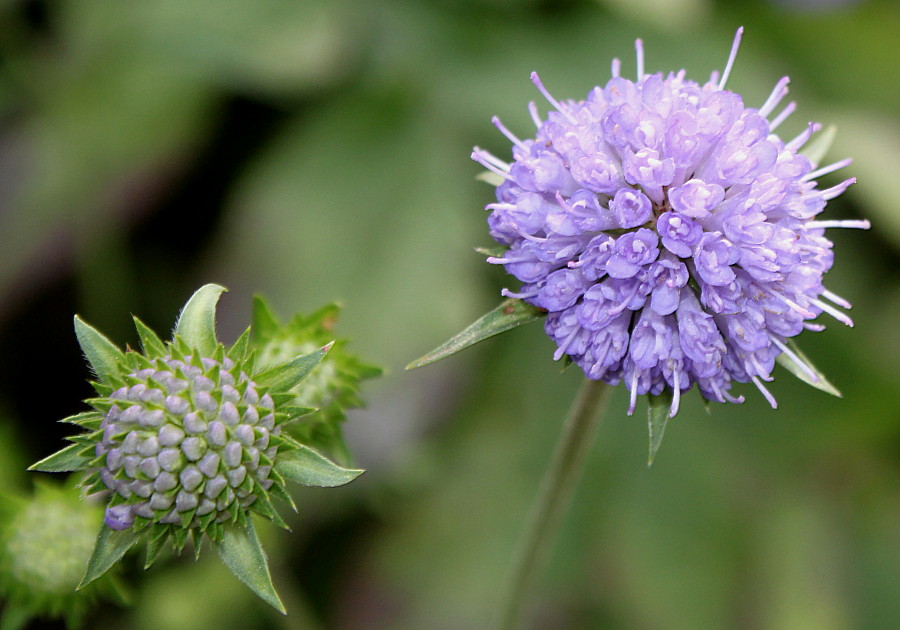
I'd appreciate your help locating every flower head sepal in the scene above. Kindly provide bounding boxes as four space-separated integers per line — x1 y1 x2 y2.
31 284 364 612
406 298 546 370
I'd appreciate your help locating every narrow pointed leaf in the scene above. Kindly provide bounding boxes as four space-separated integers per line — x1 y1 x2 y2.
474 245 507 258
251 295 281 341
647 390 674 467
216 520 286 614
133 316 166 357
406 298 546 370
254 342 333 391
29 443 93 472
776 339 842 397
274 445 364 487
74 316 125 384
79 525 140 589
227 327 252 364
174 284 226 356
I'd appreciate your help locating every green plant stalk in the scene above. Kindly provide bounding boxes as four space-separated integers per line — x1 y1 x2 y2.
501 378 613 629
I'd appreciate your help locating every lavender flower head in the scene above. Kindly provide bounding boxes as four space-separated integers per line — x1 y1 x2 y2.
473 29 868 417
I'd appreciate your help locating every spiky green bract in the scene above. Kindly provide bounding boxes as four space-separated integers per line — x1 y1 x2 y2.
30 284 365 612
252 296 381 464
0 482 127 630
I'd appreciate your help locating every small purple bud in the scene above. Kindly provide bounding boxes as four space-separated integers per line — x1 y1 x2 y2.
198 452 221 478
196 497 216 516
183 412 207 434
193 375 215 392
123 455 141 478
179 465 204 492
137 436 160 458
259 393 274 410
259 413 275 431
139 409 165 429
243 386 260 405
254 428 270 450
242 406 259 426
139 457 161 479
128 384 147 401
105 505 134 531
157 448 183 472
154 471 178 492
176 490 199 513
606 229 660 278
194 391 218 413
181 437 206 461
223 441 243 468
149 492 173 510
221 384 240 403
204 475 227 499
200 357 218 371
105 448 124 471
657 212 702 258
165 395 190 416
130 480 153 498
227 466 247 488
207 421 227 447
140 388 165 405
233 424 254 447
119 405 142 425
609 189 653 229
219 402 240 426
668 179 724 218
158 424 185 447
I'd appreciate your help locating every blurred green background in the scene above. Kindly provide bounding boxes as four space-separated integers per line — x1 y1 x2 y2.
0 0 898 628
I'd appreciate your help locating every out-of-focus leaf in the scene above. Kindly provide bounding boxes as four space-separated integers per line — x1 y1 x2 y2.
406 299 546 369
647 390 674 466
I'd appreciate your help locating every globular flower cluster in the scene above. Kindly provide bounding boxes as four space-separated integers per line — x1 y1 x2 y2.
96 355 277 532
473 29 867 416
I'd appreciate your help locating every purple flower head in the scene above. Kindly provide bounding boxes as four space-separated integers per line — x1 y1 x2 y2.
476 28 867 416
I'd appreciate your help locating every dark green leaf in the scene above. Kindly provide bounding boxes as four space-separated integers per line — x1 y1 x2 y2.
254 342 333 391
79 525 140 589
406 298 546 370
29 443 93 473
775 338 842 397
227 327 252 365
174 284 227 356
216 519 286 614
274 444 363 487
74 316 125 384
647 390 674 467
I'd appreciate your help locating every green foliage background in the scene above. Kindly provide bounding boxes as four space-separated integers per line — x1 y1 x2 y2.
0 0 897 628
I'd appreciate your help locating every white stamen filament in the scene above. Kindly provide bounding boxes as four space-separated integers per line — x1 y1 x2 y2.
806 219 870 230
628 371 639 415
768 101 796 131
759 76 790 117
749 354 774 382
492 116 527 150
611 57 621 78
811 298 854 327
530 72 576 124
528 101 543 129
763 286 816 319
471 152 514 182
769 336 819 383
486 255 533 265
718 26 744 90
670 369 681 418
821 289 852 309
821 177 857 200
804 158 853 181
803 322 826 332
751 376 778 409
785 122 822 152
553 327 582 361
635 39 645 81
501 287 539 300
485 202 516 211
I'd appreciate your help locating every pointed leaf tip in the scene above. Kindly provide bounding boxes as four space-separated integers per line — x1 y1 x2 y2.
647 391 674 467
29 443 92 473
175 284 227 357
406 298 546 370
775 339 842 398
74 316 125 384
275 445 364 487
216 520 286 614
254 342 333 392
79 525 140 589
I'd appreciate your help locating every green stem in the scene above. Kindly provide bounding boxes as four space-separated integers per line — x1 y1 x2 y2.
501 378 613 630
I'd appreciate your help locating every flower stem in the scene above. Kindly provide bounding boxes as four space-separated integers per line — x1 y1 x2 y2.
501 377 613 629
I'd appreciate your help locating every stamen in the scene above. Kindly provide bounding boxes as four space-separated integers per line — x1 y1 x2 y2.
718 26 744 90
751 376 778 409
606 282 641 316
528 101 543 129
501 287 539 300
472 147 510 171
748 353 773 382
811 298 854 327
769 336 819 383
485 202 516 211
670 368 681 418
492 116 527 150
807 219 870 230
804 158 853 181
530 72 577 123
471 149 515 182
762 286 816 319
803 322 826 332
627 371 639 415
821 177 857 201
785 122 822 152
821 289 852 309
553 327 582 361
759 76 790 117
611 57 621 78
635 39 645 81
768 101 796 131
486 255 533 265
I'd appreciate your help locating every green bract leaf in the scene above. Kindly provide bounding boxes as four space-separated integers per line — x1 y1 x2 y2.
174 284 227 356
74 316 125 385
251 295 281 340
216 519 285 614
775 338 842 398
274 445 363 487
406 298 546 370
254 342 334 392
647 390 674 467
132 316 166 357
28 444 92 473
79 525 140 589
